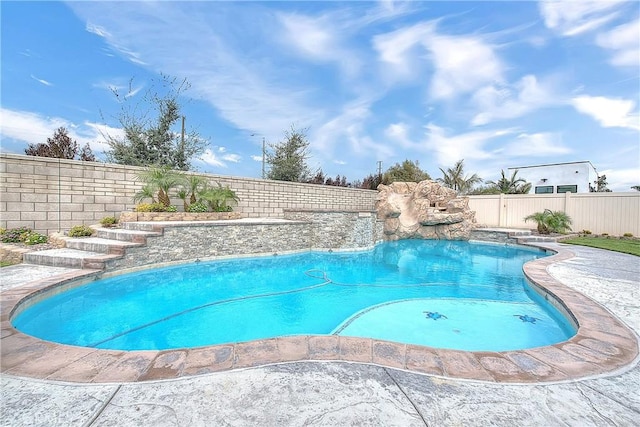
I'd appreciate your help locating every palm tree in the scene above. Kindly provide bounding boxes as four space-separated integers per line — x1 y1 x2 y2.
135 166 181 207
524 209 572 234
438 159 482 194
199 183 240 212
177 174 208 211
486 169 532 194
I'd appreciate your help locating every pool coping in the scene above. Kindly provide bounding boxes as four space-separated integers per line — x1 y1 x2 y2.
1 244 638 384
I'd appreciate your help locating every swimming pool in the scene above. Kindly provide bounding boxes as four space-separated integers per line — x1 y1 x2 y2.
12 240 576 352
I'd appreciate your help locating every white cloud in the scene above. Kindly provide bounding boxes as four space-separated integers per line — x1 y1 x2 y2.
596 18 640 67
427 34 504 101
599 167 640 192
198 149 227 168
30 74 53 86
501 133 572 157
385 122 416 149
373 22 504 99
222 153 241 163
277 12 362 79
0 108 112 156
86 22 111 38
471 75 557 126
373 22 433 82
539 1 624 36
423 124 506 167
571 95 640 130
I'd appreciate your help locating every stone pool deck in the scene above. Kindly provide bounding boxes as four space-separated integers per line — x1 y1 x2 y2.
1 242 639 425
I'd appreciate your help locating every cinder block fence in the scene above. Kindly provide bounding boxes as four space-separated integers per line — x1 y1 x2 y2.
0 153 378 235
2 153 638 237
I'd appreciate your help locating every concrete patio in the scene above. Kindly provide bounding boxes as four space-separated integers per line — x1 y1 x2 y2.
1 242 638 426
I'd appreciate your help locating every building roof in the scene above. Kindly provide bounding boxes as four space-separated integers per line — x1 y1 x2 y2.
508 161 597 172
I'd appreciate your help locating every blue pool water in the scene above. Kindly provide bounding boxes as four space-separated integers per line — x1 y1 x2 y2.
12 240 576 351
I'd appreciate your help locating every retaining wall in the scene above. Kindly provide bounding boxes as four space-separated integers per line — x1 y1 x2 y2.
0 153 378 235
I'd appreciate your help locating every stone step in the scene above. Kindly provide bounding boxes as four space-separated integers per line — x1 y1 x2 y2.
120 222 165 233
65 237 143 255
95 227 162 244
517 236 558 243
23 248 122 270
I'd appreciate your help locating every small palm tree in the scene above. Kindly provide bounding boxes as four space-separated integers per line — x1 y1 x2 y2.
133 184 157 205
524 209 572 234
135 166 181 207
199 183 239 212
438 159 482 194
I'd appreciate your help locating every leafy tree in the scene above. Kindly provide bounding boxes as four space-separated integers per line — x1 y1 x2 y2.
102 74 207 170
265 125 312 182
25 127 96 161
593 175 612 192
382 160 430 184
468 185 501 195
359 173 382 190
438 159 482 194
307 169 326 185
632 185 640 191
485 169 532 194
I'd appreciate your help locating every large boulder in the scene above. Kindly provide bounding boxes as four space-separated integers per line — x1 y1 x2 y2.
376 180 476 240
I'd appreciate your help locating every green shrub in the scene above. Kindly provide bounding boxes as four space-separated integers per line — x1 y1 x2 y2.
524 209 572 234
100 216 118 228
187 201 208 213
165 205 178 212
623 233 633 238
22 231 48 245
581 230 592 235
0 226 32 243
135 203 168 212
68 225 94 237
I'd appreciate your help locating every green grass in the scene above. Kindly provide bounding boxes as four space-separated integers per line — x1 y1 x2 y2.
562 236 640 257
0 260 18 268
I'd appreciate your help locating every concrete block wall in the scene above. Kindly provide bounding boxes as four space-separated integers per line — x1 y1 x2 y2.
0 153 378 235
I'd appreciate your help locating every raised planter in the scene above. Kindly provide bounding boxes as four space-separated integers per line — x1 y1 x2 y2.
119 211 242 222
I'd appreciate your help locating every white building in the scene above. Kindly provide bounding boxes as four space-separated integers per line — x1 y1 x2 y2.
508 161 599 194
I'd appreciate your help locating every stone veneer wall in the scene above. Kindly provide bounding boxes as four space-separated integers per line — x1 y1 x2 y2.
0 153 378 235
283 210 383 249
106 212 380 271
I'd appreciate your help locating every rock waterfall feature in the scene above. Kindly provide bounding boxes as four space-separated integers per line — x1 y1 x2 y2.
376 180 476 240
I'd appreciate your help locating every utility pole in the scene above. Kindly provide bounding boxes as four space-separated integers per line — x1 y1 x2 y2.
262 137 266 179
377 160 382 184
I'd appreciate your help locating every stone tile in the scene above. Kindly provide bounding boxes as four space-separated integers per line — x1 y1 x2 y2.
503 351 568 382
47 350 124 382
338 336 372 363
233 338 280 368
524 346 600 377
183 345 234 375
277 336 308 362
6 344 95 378
405 345 443 376
1 333 51 371
475 353 534 383
436 349 494 381
91 352 157 383
308 335 339 360
372 340 405 369
138 350 187 381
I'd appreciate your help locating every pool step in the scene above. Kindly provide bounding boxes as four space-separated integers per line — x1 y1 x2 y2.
21 225 164 271
23 248 122 270
65 237 143 255
95 227 162 244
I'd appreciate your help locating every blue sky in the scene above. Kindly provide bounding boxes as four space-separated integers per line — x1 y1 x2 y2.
1 1 639 191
